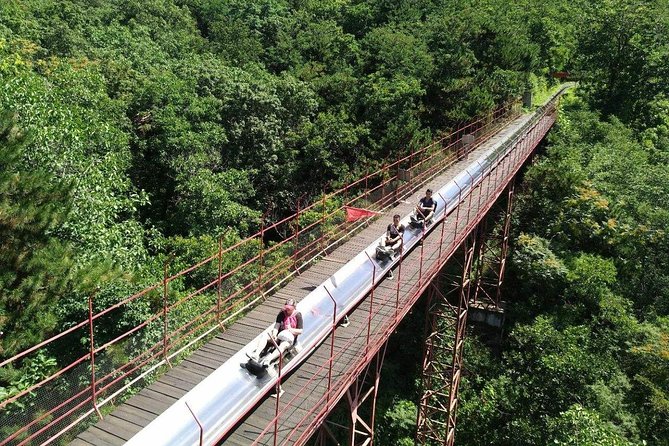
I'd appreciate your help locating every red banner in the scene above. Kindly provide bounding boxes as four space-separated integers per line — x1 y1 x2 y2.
344 206 379 222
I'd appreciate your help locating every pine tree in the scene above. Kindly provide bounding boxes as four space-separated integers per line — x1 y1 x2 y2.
0 112 77 358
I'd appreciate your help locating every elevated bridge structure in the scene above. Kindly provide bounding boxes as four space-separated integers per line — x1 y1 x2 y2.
0 87 568 446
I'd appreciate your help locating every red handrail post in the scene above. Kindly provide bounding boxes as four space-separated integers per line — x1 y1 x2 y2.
320 189 327 254
364 253 377 354
394 151 402 204
343 176 350 206
323 286 338 409
418 225 426 289
437 192 447 260
88 292 103 419
258 212 267 299
452 179 464 252
464 170 475 227
394 243 404 320
364 168 369 199
217 237 223 327
380 163 387 205
476 161 487 220
162 258 172 367
185 402 204 446
293 197 302 273
269 336 284 446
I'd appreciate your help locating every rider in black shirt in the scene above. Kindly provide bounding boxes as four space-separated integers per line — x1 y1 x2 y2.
385 214 405 252
416 189 437 225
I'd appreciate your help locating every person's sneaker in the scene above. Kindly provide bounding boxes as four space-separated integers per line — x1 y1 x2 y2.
340 315 350 328
271 387 285 398
388 270 394 280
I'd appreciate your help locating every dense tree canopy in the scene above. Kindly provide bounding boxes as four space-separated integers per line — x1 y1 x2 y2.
1 0 668 444
0 0 572 361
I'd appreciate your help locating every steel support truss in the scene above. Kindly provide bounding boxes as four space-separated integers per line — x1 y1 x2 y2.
314 343 388 446
472 181 515 311
416 231 477 446
416 180 516 446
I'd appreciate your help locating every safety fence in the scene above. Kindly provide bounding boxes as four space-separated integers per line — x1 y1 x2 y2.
0 99 522 446
241 90 563 446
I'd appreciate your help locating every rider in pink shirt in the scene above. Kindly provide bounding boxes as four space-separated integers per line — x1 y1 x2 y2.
247 299 303 366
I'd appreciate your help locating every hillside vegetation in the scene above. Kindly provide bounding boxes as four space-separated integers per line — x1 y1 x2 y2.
1 1 668 445
0 0 571 361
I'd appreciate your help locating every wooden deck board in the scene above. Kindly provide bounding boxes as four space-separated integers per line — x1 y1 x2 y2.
77 427 125 446
112 405 157 427
163 368 205 387
124 393 173 416
93 416 141 441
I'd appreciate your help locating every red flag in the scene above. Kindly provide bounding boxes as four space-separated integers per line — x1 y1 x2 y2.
345 206 379 222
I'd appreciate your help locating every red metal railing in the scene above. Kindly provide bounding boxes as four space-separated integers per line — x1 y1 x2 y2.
0 100 523 446
239 91 562 446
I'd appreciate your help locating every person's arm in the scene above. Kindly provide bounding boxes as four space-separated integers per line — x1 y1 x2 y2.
271 313 282 338
394 225 405 248
289 313 304 336
417 198 425 211
387 225 400 243
417 198 430 215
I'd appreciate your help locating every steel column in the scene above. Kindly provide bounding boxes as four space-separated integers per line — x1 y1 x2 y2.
416 230 477 446
472 180 515 310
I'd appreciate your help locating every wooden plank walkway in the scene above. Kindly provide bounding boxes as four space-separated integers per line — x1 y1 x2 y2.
71 110 537 446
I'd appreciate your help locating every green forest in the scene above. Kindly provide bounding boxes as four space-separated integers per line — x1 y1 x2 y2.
1 0 668 444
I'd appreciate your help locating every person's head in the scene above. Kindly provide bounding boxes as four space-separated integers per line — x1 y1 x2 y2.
425 189 433 198
284 299 296 315
393 214 401 225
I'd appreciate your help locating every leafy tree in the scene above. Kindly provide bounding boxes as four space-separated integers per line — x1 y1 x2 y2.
625 319 669 444
576 0 669 127
0 45 148 268
548 405 638 446
508 233 568 308
173 168 261 236
376 399 416 446
0 113 109 357
290 111 368 191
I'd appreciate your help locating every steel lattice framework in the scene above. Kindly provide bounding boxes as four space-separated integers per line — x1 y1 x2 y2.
472 182 515 312
416 232 477 446
415 182 515 446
